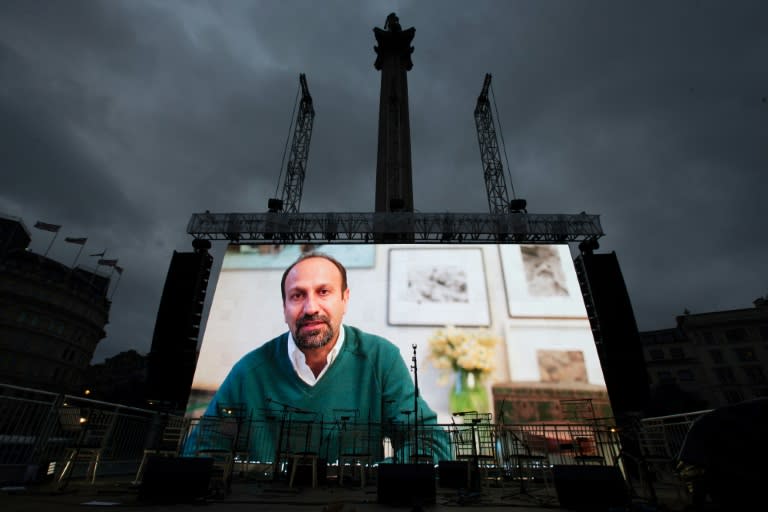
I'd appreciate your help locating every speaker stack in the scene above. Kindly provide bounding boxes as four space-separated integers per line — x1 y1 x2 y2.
377 464 436 506
552 465 629 511
437 460 479 489
138 456 213 504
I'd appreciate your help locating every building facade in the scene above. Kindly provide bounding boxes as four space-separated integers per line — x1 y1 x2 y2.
0 215 111 394
640 298 768 413
85 349 148 407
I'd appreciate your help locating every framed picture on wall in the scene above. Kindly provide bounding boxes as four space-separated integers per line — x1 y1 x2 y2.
499 244 587 318
387 247 490 326
504 318 604 386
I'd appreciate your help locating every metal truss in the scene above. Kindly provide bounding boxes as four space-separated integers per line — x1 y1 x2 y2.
187 212 603 244
279 73 314 214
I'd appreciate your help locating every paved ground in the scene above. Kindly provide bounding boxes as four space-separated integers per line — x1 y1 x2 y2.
1 469 690 512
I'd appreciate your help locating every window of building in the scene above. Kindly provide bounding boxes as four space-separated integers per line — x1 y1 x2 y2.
659 332 675 343
725 328 748 343
657 370 674 383
709 349 724 364
669 347 684 359
677 369 695 381
733 347 757 362
755 388 768 398
650 349 664 361
702 331 715 344
760 324 768 342
714 366 737 385
743 365 766 385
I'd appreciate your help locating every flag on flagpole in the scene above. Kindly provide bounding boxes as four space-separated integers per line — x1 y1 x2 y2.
114 265 124 275
89 251 106 257
65 237 87 245
34 221 61 232
98 259 119 266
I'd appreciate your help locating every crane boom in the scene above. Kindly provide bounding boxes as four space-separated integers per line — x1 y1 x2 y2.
274 73 315 213
474 73 514 214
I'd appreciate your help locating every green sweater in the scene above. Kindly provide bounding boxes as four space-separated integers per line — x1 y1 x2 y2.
187 325 451 462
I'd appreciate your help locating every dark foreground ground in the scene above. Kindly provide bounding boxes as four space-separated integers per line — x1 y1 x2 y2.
1 465 707 512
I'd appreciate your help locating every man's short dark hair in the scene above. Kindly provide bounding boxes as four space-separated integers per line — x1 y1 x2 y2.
281 252 348 303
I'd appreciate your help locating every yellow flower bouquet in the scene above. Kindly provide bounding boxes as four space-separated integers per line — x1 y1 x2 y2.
427 326 500 414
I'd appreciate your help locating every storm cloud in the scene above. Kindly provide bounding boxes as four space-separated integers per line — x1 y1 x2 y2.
1 0 765 362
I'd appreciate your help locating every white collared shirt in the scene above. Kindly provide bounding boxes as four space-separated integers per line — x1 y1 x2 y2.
287 325 345 386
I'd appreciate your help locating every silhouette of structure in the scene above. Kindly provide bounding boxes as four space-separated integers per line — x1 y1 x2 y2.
574 244 651 421
268 74 315 214
188 14 601 245
85 349 148 407
640 296 768 414
146 240 212 412
0 214 111 394
374 13 415 213
475 73 522 214
183 16 607 443
574 243 650 480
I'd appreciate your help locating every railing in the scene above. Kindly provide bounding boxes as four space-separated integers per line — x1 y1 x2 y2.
0 383 175 482
497 422 623 468
4 381 704 492
617 409 714 504
637 409 712 461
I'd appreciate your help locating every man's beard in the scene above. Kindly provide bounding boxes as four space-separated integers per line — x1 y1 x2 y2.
293 314 335 349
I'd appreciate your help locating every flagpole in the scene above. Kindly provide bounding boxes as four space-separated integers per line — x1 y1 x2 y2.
72 244 85 267
88 250 106 286
90 250 107 269
43 230 59 257
109 268 123 301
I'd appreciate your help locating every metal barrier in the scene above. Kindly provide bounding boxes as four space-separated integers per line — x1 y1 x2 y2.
7 380 703 495
181 416 451 466
0 383 181 483
497 421 622 469
638 409 711 461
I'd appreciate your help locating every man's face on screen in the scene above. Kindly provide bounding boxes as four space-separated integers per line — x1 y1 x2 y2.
283 257 349 350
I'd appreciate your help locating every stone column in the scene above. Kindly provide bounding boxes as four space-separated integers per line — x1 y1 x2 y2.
373 13 415 213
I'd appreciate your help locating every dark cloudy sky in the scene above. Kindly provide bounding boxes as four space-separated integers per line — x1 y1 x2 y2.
2 1 766 363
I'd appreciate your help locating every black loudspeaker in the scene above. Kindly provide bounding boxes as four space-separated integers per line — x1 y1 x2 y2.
438 460 474 489
146 249 213 408
377 464 436 506
552 465 629 511
138 456 213 503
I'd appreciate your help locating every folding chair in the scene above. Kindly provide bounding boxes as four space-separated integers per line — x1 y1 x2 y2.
338 420 375 487
285 418 321 488
56 407 111 487
194 415 237 495
134 415 189 484
450 413 499 488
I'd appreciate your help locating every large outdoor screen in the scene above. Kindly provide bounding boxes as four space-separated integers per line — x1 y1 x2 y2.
187 243 611 424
